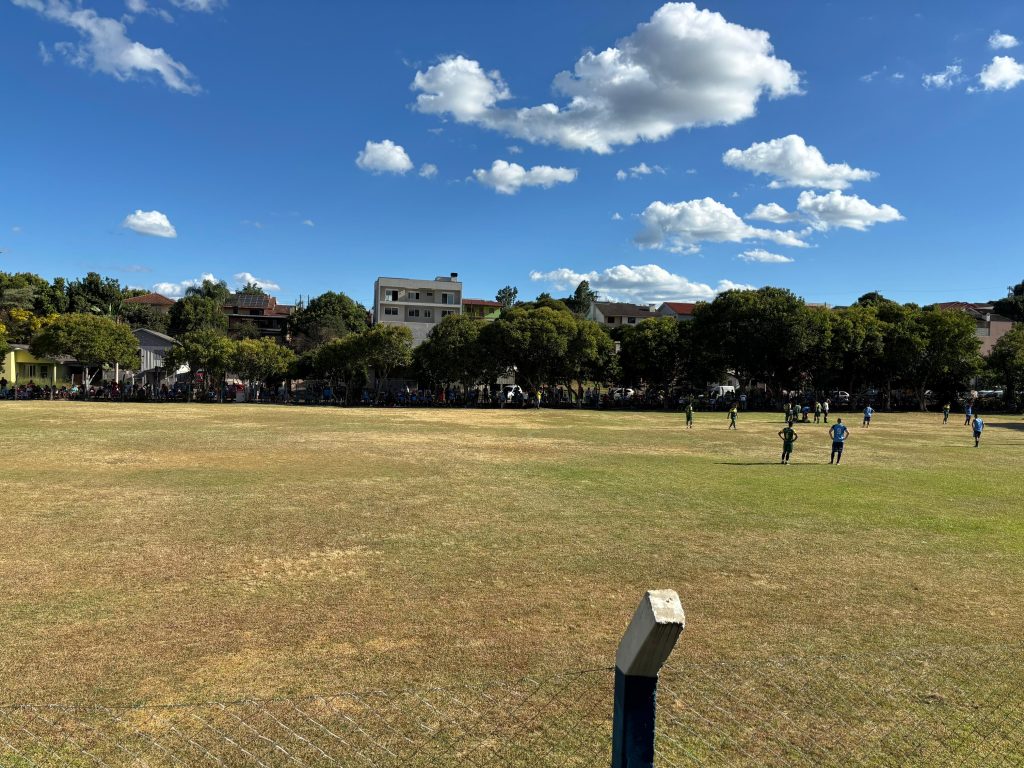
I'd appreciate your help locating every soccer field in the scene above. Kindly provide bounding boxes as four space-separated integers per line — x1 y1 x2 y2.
2 402 1022 708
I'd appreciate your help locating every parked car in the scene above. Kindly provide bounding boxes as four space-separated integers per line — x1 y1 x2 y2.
828 390 851 404
610 387 635 401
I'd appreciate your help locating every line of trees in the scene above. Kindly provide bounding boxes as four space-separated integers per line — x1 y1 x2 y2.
3 270 1024 409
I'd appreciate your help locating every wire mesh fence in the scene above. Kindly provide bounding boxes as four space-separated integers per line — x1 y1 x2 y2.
1 644 1021 767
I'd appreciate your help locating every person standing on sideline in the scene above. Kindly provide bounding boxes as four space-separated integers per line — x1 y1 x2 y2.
685 401 694 429
964 401 973 426
728 403 738 429
943 403 951 424
829 418 849 465
779 424 798 464
972 414 984 447
823 399 830 423
863 404 874 428
814 401 822 423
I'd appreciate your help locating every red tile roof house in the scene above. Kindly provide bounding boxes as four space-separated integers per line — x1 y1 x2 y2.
935 302 1016 356
123 292 176 314
657 302 696 321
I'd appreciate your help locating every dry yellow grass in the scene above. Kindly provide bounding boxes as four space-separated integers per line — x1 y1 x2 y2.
1 402 1022 707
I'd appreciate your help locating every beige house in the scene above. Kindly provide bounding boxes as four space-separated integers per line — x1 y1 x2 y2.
372 273 462 345
588 301 658 327
937 302 1016 356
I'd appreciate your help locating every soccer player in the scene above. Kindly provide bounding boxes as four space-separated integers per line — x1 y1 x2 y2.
829 418 849 465
685 402 694 429
814 401 822 423
728 404 738 429
972 414 984 447
964 401 973 426
943 403 950 424
779 424 798 464
863 404 874 428
822 399 830 424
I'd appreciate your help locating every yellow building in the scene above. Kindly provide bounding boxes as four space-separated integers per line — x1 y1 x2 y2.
1 344 78 388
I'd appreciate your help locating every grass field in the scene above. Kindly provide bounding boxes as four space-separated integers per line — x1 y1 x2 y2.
1 401 1022 712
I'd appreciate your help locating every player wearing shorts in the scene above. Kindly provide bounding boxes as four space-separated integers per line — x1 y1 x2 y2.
829 418 849 465
779 425 797 464
943 403 950 424
685 402 694 429
728 404 738 429
863 405 873 427
972 415 984 447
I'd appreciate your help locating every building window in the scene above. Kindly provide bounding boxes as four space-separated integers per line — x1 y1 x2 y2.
441 310 455 317
606 317 614 324
441 293 454 305
628 317 637 324
385 289 399 301
424 310 432 318
408 309 420 317
410 291 420 300
384 307 399 316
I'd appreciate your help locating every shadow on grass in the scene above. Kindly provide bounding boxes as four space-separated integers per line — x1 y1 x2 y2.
714 461 820 466
986 421 1024 431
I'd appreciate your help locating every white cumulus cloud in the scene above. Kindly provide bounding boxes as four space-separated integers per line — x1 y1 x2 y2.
616 162 666 180
989 31 1019 50
356 139 414 174
634 197 807 253
123 209 177 238
168 0 224 11
473 160 577 195
738 249 793 263
12 0 200 94
723 135 877 190
746 202 795 223
411 2 800 153
796 190 904 231
978 56 1024 91
419 163 438 178
530 264 753 304
611 212 623 221
152 272 217 298
302 219 315 227
233 272 280 291
922 64 963 89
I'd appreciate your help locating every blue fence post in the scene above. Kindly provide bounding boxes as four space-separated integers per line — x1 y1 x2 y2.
611 590 685 768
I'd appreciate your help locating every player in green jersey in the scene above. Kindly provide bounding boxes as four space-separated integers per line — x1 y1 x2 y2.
778 425 798 464
685 402 694 428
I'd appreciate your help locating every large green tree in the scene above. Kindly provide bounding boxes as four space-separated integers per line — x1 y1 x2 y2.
290 291 370 352
906 307 981 410
691 287 810 394
484 305 576 392
232 338 296 400
65 272 125 316
169 296 228 337
993 279 1024 322
495 285 518 308
312 334 369 403
414 314 483 391
164 329 235 402
363 324 413 393
618 317 682 391
30 313 139 397
988 325 1024 407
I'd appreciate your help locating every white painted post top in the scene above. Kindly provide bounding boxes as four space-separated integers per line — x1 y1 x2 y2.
615 590 685 678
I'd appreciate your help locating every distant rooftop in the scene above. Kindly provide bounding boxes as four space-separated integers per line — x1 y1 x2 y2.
595 301 657 317
124 292 175 306
463 298 502 307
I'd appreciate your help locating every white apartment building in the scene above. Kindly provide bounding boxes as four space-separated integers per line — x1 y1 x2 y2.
372 273 463 345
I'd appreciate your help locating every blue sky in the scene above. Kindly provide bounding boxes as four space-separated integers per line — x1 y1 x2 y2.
2 1 1023 308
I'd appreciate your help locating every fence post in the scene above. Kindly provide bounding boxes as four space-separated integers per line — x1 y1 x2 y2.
611 589 685 768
